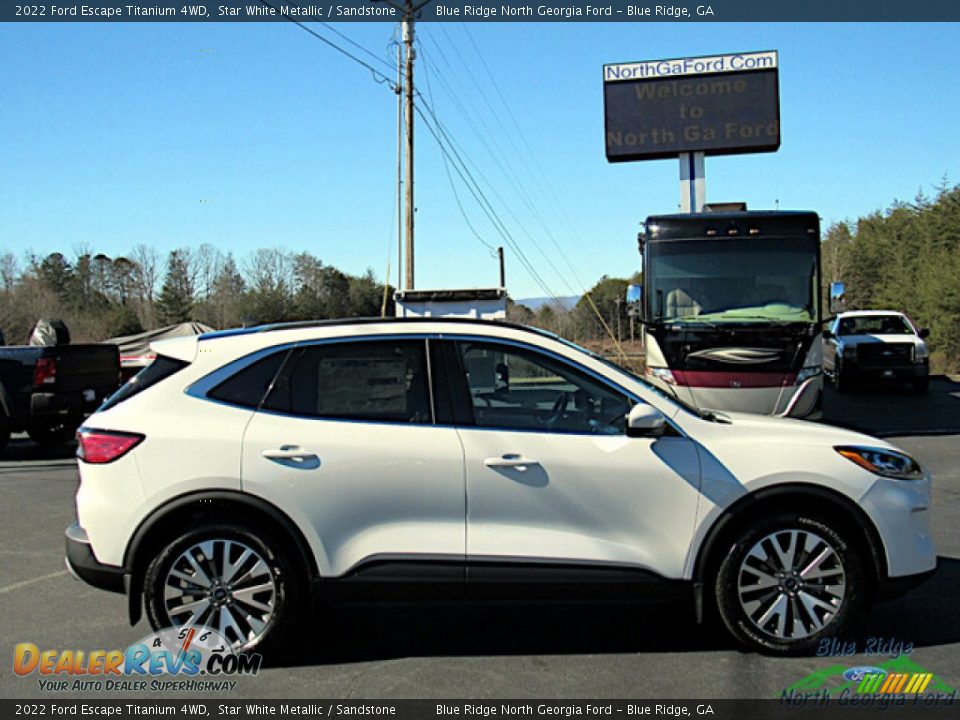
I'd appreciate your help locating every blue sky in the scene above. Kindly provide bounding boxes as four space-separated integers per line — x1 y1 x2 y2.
1 21 957 299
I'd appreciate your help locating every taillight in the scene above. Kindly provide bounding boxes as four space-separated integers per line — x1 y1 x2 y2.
34 357 57 386
76 428 144 464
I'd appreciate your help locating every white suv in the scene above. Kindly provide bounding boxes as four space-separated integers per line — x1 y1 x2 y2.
66 319 936 655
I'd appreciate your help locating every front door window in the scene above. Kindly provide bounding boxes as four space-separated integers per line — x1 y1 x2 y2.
457 341 631 435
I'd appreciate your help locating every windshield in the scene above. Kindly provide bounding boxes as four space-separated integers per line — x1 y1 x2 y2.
837 315 913 335
646 237 818 325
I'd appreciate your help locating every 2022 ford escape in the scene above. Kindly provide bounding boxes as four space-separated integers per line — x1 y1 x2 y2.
65 318 936 654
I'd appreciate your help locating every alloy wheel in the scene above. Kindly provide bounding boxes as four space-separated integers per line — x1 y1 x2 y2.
736 528 846 640
163 538 277 648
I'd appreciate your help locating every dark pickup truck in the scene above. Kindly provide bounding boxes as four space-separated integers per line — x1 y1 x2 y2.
0 344 120 454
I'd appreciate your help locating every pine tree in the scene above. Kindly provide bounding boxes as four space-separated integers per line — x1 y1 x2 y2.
154 250 194 325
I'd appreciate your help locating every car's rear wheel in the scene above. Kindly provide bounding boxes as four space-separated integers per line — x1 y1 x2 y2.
715 513 864 655
143 524 299 653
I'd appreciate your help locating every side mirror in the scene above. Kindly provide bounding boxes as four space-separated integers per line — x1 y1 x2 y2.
625 284 643 318
829 282 846 314
627 403 665 436
918 328 930 339
822 329 834 340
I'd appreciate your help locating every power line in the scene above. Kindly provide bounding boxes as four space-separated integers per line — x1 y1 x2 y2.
259 0 397 89
425 29 581 296
413 102 564 306
424 26 627 356
255 9 622 352
251 4 558 301
414 76 578 301
419 41 497 255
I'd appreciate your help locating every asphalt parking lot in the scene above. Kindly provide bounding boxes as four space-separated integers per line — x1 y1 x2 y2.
2 377 959 700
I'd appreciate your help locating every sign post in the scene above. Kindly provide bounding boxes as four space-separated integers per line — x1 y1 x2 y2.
679 152 705 212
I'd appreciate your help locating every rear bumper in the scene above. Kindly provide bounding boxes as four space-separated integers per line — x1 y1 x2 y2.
31 390 104 418
64 521 126 594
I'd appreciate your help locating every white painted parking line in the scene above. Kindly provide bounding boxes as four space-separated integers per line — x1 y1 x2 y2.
0 570 68 596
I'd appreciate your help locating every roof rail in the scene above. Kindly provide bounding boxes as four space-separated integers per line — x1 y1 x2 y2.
199 316 563 343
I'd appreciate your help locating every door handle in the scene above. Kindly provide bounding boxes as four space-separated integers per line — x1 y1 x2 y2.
262 446 319 464
484 454 539 469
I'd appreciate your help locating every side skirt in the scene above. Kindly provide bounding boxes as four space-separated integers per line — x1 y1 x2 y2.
315 556 692 606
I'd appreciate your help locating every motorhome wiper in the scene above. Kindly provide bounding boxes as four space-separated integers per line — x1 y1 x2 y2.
667 318 721 329
719 315 796 325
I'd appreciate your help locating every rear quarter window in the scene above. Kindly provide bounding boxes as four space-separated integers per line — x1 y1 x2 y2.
100 355 189 411
207 351 289 409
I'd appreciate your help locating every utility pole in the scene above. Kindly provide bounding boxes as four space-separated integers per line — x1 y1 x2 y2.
402 10 415 290
396 41 403 293
378 0 430 290
497 247 505 288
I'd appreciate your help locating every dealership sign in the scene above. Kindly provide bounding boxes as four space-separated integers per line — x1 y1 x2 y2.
603 50 780 161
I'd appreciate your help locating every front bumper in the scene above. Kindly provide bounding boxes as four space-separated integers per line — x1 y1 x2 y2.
859 474 936 580
877 565 937 600
843 362 929 381
64 521 126 594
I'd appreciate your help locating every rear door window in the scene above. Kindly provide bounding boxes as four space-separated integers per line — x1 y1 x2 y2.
262 340 432 424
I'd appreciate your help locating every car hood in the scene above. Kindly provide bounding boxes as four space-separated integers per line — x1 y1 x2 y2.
705 410 896 450
837 333 922 346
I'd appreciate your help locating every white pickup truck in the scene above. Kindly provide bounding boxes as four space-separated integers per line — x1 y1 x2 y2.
823 310 930 393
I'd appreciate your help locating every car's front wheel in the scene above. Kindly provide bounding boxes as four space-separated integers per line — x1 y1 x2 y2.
715 513 864 655
833 363 850 393
143 524 299 653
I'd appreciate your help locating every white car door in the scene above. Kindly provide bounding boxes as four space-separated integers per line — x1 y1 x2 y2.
449 339 702 581
240 338 465 579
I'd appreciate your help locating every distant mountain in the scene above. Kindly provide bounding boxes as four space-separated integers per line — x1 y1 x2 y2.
514 295 580 311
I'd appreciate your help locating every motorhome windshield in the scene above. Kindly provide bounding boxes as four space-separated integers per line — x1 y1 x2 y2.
647 237 818 325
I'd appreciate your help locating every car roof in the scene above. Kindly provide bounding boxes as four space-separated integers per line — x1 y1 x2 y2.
152 317 578 366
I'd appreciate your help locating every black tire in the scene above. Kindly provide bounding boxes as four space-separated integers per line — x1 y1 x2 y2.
0 414 9 457
833 367 849 393
715 513 865 655
143 524 302 654
27 413 81 447
912 377 929 394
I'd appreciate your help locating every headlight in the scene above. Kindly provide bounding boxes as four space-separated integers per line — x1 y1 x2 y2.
838 344 857 359
835 446 923 480
914 344 929 361
796 366 822 384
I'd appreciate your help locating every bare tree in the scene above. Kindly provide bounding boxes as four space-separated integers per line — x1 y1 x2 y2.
0 253 18 293
243 248 294 324
191 244 222 302
130 244 160 329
